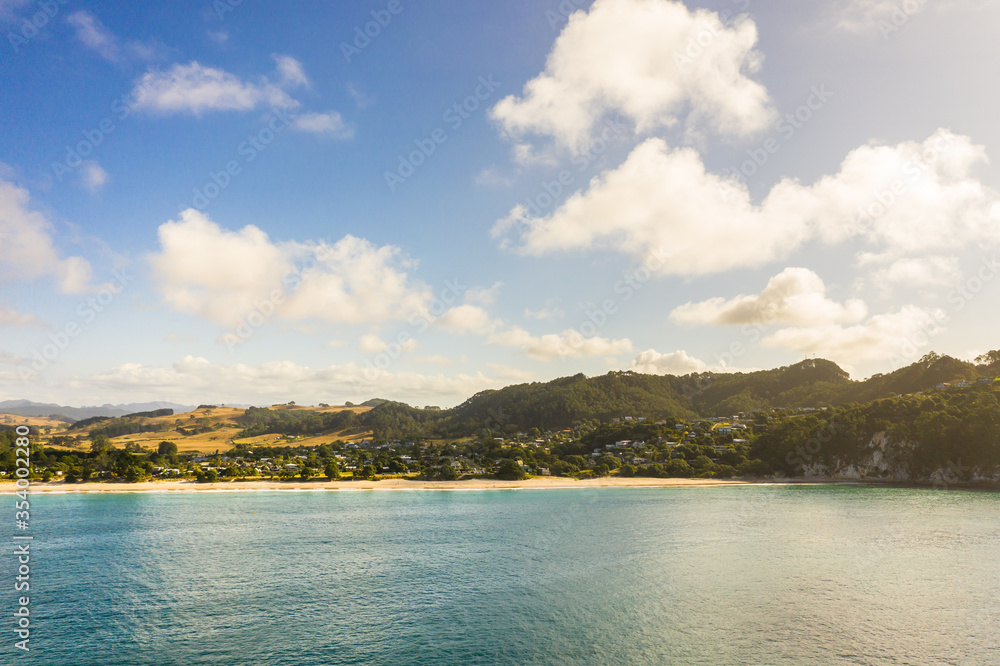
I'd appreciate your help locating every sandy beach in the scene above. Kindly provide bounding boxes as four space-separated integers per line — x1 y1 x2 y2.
4 477 754 494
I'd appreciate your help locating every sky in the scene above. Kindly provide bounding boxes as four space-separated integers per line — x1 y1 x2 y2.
2 0 1000 408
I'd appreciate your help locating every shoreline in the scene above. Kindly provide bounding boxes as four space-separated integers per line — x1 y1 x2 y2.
4 477 997 494
9 477 756 494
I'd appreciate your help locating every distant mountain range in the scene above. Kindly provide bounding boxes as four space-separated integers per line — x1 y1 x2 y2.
0 400 198 421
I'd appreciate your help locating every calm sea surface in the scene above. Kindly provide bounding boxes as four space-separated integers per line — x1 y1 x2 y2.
2 485 998 665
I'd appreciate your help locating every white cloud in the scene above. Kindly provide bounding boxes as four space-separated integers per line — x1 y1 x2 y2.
415 355 460 366
66 10 162 62
272 54 309 88
80 161 109 193
358 334 419 354
465 282 503 306
475 167 515 188
487 326 632 361
763 305 946 367
671 268 867 327
868 256 962 291
0 179 95 294
834 0 987 32
150 209 431 327
0 304 43 328
67 356 506 408
525 300 565 321
67 11 119 61
131 61 298 115
436 305 500 335
495 130 1000 276
629 349 711 375
491 0 774 152
358 333 388 354
493 137 810 274
291 111 353 138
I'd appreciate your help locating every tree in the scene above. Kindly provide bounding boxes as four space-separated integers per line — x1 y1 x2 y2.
325 461 341 481
496 459 527 480
665 458 693 478
593 463 611 477
440 463 459 481
158 441 179 456
361 465 378 480
976 350 1000 370
618 464 636 478
91 434 113 454
299 466 313 481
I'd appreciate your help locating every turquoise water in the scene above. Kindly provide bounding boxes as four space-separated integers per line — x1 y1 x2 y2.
3 485 999 665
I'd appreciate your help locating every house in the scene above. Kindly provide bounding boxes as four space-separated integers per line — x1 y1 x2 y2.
717 426 733 435
536 467 551 476
978 377 992 384
936 383 951 390
954 380 971 388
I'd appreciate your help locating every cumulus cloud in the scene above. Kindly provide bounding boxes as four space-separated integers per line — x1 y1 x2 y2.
131 61 299 114
493 137 809 274
671 268 867 327
525 300 565 321
0 304 43 328
487 326 632 361
763 305 947 367
80 161 109 193
358 333 418 354
291 111 353 138
66 10 162 62
436 305 500 335
494 130 1000 276
629 349 711 375
67 11 119 61
67 356 506 407
867 256 962 291
272 54 309 88
464 282 503 306
491 0 774 151
0 179 95 294
149 209 431 327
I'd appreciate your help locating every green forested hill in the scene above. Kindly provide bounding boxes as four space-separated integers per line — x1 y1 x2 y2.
353 351 1000 439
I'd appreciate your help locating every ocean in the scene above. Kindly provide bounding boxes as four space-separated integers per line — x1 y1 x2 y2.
3 485 998 665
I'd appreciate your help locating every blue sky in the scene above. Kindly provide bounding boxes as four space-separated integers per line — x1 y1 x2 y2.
2 0 1000 407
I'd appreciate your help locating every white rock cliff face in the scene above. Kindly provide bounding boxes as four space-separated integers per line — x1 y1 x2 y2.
795 431 999 482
